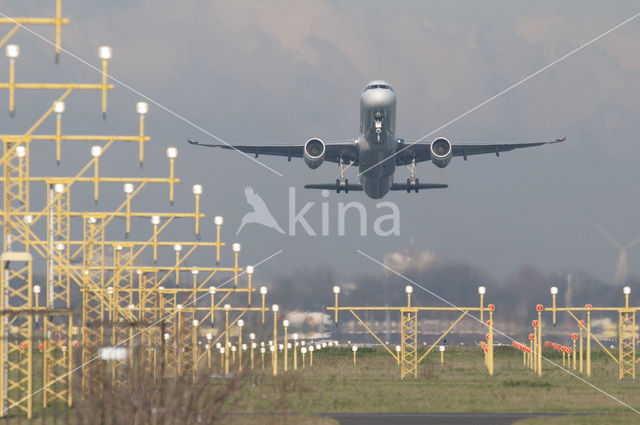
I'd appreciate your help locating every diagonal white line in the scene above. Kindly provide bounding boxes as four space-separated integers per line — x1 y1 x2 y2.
358 11 640 177
356 249 640 415
0 10 283 177
1 249 283 416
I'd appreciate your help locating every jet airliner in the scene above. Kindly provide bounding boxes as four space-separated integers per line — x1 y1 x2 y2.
188 80 564 199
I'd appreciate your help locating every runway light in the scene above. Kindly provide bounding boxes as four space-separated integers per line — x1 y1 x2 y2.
206 333 212 341
166 147 178 159
192 184 203 195
439 345 445 352
272 304 279 312
249 333 255 340
136 102 149 115
352 345 358 352
54 101 65 114
624 286 631 295
33 285 41 294
395 345 401 353
123 183 134 194
333 285 341 294
214 216 224 226
193 320 198 327
283 320 289 327
405 285 413 294
232 243 241 252
191 269 199 275
246 265 254 274
478 286 486 295
16 146 26 158
293 333 298 341
91 146 102 157
151 215 160 225
174 243 182 252
98 46 112 60
260 286 268 295
54 183 65 193
224 304 230 311
56 243 64 251
301 347 307 354
6 44 20 59
209 286 215 294
238 319 244 327
550 286 558 295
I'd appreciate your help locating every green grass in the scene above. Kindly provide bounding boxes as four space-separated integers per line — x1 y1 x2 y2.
9 346 640 424
232 346 640 420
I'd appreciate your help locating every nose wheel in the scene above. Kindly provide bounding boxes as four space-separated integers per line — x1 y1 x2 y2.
407 158 419 193
336 158 353 193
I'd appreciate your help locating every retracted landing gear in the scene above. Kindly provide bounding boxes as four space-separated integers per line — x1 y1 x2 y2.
406 158 419 193
336 158 353 193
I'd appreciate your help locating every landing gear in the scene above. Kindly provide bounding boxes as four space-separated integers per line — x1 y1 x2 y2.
407 158 419 193
335 158 353 193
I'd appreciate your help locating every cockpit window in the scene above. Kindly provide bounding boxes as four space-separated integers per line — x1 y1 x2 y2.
364 84 393 92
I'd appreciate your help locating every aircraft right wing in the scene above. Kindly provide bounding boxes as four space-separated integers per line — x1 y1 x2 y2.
187 139 359 164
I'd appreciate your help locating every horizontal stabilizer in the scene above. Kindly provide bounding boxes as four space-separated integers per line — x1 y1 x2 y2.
390 183 448 191
304 183 448 192
304 183 363 191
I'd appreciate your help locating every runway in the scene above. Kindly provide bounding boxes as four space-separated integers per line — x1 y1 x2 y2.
326 412 565 425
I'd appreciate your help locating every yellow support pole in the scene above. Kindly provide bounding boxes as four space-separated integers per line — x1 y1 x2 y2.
272 305 278 376
586 307 591 377
579 323 584 373
283 322 288 372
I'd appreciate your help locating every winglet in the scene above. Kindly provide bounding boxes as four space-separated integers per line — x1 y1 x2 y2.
187 139 199 145
554 137 566 143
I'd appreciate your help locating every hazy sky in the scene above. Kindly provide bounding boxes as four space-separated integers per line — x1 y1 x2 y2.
3 0 640 290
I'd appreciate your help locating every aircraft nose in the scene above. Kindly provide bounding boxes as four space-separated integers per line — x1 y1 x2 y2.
361 90 395 109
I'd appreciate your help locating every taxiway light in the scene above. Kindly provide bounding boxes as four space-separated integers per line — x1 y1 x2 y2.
6 44 20 59
54 101 65 114
166 147 178 158
98 46 112 60
136 101 149 115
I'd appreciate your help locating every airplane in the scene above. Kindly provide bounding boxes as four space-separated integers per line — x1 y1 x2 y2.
188 80 565 199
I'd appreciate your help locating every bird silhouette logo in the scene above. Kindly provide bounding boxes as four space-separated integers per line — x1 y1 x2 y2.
236 186 285 235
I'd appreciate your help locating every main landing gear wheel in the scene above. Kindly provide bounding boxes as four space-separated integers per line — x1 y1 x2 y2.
406 178 411 193
344 179 349 193
414 178 419 193
336 179 341 193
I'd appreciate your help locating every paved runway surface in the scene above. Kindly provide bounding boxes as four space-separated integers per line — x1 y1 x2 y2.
326 412 564 425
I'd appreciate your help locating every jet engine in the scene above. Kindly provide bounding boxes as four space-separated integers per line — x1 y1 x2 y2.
430 137 452 168
304 138 326 169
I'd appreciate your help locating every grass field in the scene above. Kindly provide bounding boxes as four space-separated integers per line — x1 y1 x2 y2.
7 346 640 424
230 346 640 424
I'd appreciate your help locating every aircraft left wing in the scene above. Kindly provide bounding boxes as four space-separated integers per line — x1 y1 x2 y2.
187 139 359 164
394 137 566 165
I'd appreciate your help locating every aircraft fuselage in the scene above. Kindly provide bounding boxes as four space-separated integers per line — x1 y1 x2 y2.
358 81 397 199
